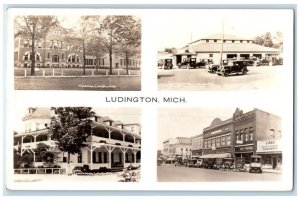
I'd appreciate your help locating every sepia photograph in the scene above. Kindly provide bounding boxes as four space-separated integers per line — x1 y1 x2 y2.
156 10 291 90
12 107 141 184
12 13 141 91
157 107 283 182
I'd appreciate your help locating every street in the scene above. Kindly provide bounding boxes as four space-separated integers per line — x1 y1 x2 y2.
157 165 281 182
157 65 284 90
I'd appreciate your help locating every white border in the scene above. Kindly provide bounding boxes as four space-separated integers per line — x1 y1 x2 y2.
5 8 295 192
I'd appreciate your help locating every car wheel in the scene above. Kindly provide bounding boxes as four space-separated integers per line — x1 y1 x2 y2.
224 72 229 77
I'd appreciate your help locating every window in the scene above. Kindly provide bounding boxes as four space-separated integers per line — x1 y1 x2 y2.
245 133 248 141
221 135 226 146
240 133 244 141
216 137 220 147
53 40 58 49
53 55 59 63
47 53 50 59
63 156 67 163
120 59 123 65
62 54 64 60
249 128 254 141
212 138 215 147
204 140 208 148
24 54 29 61
186 148 188 151
226 134 231 145
77 56 79 63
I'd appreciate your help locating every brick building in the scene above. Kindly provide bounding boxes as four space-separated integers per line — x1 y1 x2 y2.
14 25 141 69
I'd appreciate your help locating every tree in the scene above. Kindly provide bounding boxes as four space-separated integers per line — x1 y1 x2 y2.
164 47 177 53
85 35 106 71
34 143 59 167
100 16 129 75
20 153 34 168
78 16 92 75
14 16 58 75
254 32 273 47
48 107 95 164
13 149 22 168
118 17 141 75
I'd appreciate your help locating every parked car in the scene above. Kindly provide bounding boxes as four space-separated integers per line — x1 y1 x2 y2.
186 159 197 167
179 58 197 68
194 159 204 168
217 60 248 76
203 158 215 169
249 155 262 173
214 158 234 170
208 64 221 73
235 157 246 171
163 59 173 69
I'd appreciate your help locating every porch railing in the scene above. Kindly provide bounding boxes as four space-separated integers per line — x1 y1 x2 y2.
14 168 66 175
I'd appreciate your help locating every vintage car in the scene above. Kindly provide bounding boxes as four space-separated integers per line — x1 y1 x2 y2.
179 58 197 68
217 60 248 76
235 157 246 171
203 158 215 169
208 64 221 73
163 59 173 69
249 155 262 173
194 159 204 168
186 159 198 167
214 158 234 170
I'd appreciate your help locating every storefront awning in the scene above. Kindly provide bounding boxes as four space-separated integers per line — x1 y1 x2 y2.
200 153 231 159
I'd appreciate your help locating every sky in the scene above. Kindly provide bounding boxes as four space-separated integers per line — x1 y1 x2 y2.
156 9 291 50
14 107 141 133
157 106 282 150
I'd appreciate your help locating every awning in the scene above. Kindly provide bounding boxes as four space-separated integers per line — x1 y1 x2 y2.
200 153 231 159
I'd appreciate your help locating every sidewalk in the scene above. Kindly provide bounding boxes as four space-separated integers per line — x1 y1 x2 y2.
262 168 282 174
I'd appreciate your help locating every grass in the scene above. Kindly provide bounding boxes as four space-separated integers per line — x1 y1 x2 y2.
15 76 141 91
14 67 141 77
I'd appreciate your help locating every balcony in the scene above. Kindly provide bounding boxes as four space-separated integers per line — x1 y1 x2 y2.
88 136 140 148
21 140 56 150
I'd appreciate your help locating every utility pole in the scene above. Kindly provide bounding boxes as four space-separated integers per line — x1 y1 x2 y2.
220 18 224 65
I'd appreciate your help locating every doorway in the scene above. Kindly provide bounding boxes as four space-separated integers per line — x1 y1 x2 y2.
272 156 277 169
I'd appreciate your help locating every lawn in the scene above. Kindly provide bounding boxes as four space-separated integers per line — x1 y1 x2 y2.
15 76 141 91
14 67 141 77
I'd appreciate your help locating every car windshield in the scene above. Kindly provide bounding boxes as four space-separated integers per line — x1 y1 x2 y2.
251 158 261 163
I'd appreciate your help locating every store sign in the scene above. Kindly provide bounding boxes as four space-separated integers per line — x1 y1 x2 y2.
211 129 221 135
257 139 282 153
236 140 243 144
235 145 254 152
